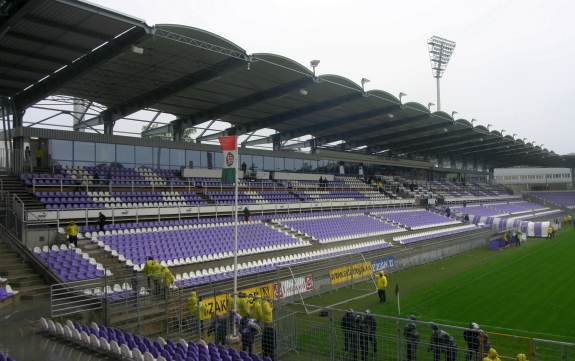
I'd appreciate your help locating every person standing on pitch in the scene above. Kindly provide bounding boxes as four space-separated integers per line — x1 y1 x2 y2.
358 315 370 361
464 323 480 361
374 271 388 303
442 333 457 361
428 324 447 361
364 310 377 355
341 309 354 353
350 314 361 361
403 315 420 361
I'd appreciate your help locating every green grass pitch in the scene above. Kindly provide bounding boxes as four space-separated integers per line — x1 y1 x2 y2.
304 227 575 342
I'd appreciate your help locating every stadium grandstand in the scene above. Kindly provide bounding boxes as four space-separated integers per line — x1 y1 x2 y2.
0 1 574 360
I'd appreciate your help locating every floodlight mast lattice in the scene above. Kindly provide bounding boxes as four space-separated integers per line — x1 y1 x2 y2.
428 36 456 111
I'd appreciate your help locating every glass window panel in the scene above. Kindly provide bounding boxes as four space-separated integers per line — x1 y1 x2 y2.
135 146 153 166
294 159 303 171
251 155 263 170
95 143 115 164
274 157 284 171
214 152 223 169
49 140 73 161
263 156 274 171
186 150 201 168
116 144 135 165
284 158 294 171
73 141 95 162
170 149 186 167
240 154 252 170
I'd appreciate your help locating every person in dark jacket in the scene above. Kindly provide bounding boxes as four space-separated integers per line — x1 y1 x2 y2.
208 313 227 345
428 324 447 361
243 207 250 222
441 333 457 361
350 314 361 361
464 323 480 361
341 309 355 352
404 315 420 361
358 316 370 361
239 317 261 354
97 212 107 232
364 310 377 354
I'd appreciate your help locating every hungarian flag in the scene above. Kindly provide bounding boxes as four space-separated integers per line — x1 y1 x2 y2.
218 135 238 184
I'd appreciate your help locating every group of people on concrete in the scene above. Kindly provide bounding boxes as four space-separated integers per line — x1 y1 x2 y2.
341 309 377 361
142 256 175 295
503 230 522 247
318 177 330 188
187 292 276 360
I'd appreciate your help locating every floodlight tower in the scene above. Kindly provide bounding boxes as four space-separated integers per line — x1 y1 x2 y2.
428 36 456 111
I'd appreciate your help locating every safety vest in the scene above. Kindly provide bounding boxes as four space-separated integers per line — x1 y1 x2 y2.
237 297 251 318
188 293 199 315
375 273 388 290
161 267 175 286
66 223 79 237
35 148 44 158
262 299 273 323
198 301 207 320
252 298 263 322
143 260 156 276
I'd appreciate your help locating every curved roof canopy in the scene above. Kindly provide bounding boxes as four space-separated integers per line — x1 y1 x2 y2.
0 0 564 168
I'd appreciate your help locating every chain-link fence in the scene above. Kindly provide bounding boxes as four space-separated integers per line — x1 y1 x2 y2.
274 305 575 361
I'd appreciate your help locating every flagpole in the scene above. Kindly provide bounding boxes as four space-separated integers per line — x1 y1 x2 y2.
233 145 239 336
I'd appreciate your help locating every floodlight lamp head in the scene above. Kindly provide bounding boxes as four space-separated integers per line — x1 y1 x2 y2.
471 118 477 124
451 111 458 118
399 92 407 102
428 35 456 78
361 78 370 93
487 124 492 130
427 102 435 110
310 59 320 76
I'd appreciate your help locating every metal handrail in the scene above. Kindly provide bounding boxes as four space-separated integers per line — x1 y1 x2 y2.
28 176 371 194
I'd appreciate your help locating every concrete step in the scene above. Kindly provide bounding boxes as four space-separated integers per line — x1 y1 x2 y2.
0 266 35 276
19 284 51 300
10 277 45 288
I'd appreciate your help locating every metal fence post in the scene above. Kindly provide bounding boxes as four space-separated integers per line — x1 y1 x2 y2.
329 316 335 361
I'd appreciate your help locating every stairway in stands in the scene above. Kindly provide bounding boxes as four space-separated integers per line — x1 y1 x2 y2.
0 172 44 209
0 240 49 300
77 239 134 280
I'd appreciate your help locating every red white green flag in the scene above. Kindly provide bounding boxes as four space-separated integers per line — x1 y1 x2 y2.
218 135 238 184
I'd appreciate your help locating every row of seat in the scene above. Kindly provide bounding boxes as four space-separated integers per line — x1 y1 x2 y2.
41 318 271 361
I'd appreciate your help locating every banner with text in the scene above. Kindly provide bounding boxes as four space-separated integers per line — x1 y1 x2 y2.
372 256 395 272
199 283 274 320
274 274 314 299
329 261 373 285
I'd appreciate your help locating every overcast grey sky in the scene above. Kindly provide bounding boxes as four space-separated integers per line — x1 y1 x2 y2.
90 0 574 154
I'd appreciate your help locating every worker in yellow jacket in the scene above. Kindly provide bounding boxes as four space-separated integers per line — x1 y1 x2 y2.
65 220 79 247
188 291 199 317
516 353 527 361
261 297 273 324
547 224 555 239
483 348 501 361
251 296 263 322
375 271 388 303
237 292 251 318
161 266 175 288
